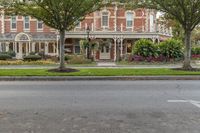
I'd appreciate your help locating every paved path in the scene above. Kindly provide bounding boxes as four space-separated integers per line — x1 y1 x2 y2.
0 64 199 69
0 81 200 133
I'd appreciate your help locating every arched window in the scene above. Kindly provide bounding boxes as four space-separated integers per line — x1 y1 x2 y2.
102 11 109 27
126 12 134 28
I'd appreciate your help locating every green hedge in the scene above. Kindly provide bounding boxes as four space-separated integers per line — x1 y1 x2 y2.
192 47 200 55
0 54 12 60
23 55 42 61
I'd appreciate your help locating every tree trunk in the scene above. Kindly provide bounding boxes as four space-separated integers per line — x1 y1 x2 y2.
182 30 192 70
59 30 66 70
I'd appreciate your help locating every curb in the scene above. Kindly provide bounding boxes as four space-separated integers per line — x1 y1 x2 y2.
0 76 200 81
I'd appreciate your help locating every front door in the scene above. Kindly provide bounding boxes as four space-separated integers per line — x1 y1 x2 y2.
100 45 110 60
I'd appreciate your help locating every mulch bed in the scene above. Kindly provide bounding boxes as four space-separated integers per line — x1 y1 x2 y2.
48 68 79 73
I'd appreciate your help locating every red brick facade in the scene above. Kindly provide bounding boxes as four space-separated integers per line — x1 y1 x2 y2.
0 4 172 61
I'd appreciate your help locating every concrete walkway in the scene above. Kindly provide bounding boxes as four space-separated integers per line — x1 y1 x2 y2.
0 64 199 69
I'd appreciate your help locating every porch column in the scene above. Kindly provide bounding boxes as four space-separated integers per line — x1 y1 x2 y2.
14 42 17 54
26 43 28 55
0 42 2 52
32 42 36 52
39 42 41 51
19 43 22 58
44 42 48 55
5 42 9 52
53 42 56 54
56 43 59 56
28 42 31 53
114 37 117 61
120 38 123 58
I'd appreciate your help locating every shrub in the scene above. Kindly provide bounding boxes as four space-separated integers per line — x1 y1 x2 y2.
67 55 92 64
0 60 55 65
133 39 158 58
192 47 200 55
65 55 71 61
132 55 145 62
0 54 12 60
159 39 183 60
1 51 16 57
23 55 42 61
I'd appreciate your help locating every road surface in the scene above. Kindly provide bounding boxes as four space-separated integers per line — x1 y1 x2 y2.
0 81 200 133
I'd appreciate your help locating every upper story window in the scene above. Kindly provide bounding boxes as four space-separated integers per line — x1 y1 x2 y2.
37 20 43 29
24 16 30 29
11 16 17 29
126 12 133 28
102 12 109 27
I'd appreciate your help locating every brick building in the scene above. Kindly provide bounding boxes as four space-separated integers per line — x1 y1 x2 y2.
0 3 172 61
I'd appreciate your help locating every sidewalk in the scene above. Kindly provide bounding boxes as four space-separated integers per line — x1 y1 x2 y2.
0 64 199 69
0 76 200 81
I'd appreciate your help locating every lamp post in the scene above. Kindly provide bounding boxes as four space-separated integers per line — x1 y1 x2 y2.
86 26 90 59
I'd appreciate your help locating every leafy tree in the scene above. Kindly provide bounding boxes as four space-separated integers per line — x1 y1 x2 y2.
126 0 200 70
10 0 108 71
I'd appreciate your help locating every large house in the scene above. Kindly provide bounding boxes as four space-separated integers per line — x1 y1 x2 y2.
0 3 172 61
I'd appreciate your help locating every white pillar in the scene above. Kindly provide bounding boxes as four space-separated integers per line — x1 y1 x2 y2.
26 43 28 55
114 38 117 61
28 42 31 53
19 43 22 58
45 42 48 55
5 42 9 52
120 38 123 58
32 42 35 52
14 42 17 54
39 42 41 52
53 42 56 54
0 42 2 52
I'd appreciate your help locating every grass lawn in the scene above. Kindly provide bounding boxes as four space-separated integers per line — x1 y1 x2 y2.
0 68 200 76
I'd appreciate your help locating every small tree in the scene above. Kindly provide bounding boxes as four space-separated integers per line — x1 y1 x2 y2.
11 0 108 71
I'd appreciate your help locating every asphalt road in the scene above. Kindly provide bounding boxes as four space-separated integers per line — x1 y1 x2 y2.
0 81 200 133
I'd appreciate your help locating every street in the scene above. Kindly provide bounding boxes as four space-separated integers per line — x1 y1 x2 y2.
0 81 200 133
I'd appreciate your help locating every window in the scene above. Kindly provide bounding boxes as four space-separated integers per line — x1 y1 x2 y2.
37 20 43 29
24 16 30 29
11 16 17 29
102 12 109 27
126 12 133 28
